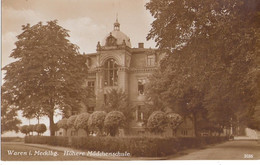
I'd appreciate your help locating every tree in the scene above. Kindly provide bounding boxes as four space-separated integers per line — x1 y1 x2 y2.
101 89 133 133
247 104 260 131
88 111 107 136
104 111 125 136
147 111 167 134
2 20 89 136
74 113 90 135
36 124 47 134
67 115 78 129
27 125 35 136
166 112 183 136
20 125 29 136
36 124 47 135
1 96 21 134
146 0 260 135
57 118 68 136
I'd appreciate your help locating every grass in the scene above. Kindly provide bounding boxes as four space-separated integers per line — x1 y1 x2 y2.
1 142 96 161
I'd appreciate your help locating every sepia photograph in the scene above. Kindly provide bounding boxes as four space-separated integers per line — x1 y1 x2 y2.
1 0 260 163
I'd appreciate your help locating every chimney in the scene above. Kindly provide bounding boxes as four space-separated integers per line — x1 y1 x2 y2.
138 43 144 48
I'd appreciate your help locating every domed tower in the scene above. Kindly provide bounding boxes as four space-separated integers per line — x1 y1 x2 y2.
95 19 132 106
100 19 131 48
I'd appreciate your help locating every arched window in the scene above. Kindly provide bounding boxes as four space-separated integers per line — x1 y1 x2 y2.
104 58 118 86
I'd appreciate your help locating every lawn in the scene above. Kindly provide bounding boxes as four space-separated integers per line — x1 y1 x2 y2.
1 142 96 161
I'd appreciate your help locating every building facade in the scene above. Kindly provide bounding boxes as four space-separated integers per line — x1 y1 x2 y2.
58 19 194 137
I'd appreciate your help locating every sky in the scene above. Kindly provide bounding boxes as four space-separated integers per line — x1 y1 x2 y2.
1 0 156 136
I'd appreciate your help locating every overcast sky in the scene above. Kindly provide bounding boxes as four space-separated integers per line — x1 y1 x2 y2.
1 0 156 136
2 0 156 67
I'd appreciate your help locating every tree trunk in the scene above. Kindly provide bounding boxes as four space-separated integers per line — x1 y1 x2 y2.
49 112 55 136
193 113 198 137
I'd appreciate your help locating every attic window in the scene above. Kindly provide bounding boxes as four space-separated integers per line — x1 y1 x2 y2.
106 35 117 46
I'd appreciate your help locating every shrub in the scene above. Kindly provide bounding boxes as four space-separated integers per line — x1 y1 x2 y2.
1 137 24 142
166 112 183 135
25 136 228 157
147 111 167 134
25 136 69 147
36 124 47 135
104 111 125 136
88 111 107 135
67 115 78 129
74 113 90 133
20 125 29 135
70 136 228 157
27 125 35 135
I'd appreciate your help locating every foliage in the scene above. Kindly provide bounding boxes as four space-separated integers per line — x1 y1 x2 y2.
35 124 47 135
1 95 21 134
74 113 90 133
27 125 35 135
88 111 107 135
145 0 260 135
2 20 89 136
1 137 24 142
25 135 228 157
147 111 168 134
67 115 78 129
101 89 133 129
104 111 126 136
166 112 183 131
57 118 68 130
25 136 69 147
247 105 260 131
20 125 29 135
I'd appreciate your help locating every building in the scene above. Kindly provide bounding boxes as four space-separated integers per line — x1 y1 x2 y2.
58 19 194 137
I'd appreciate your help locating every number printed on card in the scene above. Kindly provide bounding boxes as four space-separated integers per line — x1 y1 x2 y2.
244 154 254 159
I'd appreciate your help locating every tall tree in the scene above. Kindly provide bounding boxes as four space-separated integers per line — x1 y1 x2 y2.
1 96 21 134
2 20 89 136
146 0 260 135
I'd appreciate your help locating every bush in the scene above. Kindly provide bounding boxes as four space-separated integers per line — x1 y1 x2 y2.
25 135 228 157
67 115 78 129
70 136 228 157
20 125 29 135
147 111 167 134
25 136 69 147
88 111 107 135
166 112 183 135
74 113 90 133
1 137 24 142
104 111 126 136
57 118 68 129
28 125 35 135
36 124 47 135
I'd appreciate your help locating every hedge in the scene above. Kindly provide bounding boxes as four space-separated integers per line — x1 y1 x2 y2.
25 136 69 147
1 137 24 142
25 136 228 157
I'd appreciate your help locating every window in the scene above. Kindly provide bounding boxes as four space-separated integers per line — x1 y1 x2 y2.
138 79 146 95
104 58 118 86
136 105 144 121
87 81 95 94
147 55 155 66
182 130 188 136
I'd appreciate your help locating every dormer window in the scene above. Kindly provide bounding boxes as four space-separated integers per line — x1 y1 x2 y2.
104 58 118 86
106 34 117 46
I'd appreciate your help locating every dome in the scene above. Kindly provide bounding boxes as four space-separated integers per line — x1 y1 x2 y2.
101 19 131 48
